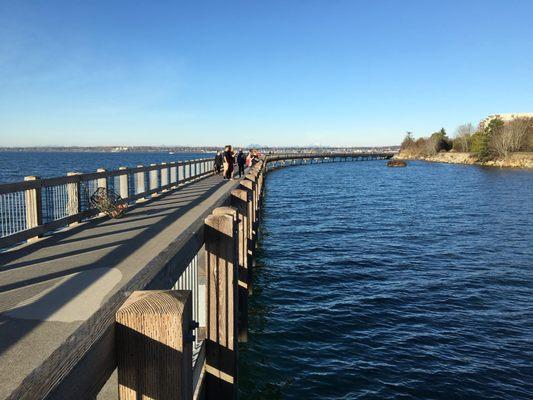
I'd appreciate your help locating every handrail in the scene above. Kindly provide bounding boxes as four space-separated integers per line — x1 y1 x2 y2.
0 157 215 249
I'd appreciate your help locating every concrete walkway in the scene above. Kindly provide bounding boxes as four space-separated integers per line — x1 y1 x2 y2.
0 174 238 399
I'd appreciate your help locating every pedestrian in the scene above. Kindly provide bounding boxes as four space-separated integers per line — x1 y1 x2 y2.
237 149 246 177
223 145 235 180
214 151 223 174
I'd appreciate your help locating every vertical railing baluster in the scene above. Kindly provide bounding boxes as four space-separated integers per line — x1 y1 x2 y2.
170 162 177 188
24 176 42 242
97 168 107 190
135 165 145 202
67 172 82 225
149 164 158 196
118 167 128 202
161 162 169 191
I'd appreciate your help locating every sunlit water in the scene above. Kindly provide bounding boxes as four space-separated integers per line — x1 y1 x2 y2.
0 151 210 183
240 160 533 400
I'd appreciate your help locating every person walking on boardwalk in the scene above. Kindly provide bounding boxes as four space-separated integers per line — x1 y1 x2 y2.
223 145 235 180
214 151 223 174
236 149 246 177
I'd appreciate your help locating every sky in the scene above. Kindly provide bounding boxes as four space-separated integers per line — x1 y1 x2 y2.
1 0 532 147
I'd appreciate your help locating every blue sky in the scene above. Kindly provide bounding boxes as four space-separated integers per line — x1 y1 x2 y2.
1 0 532 147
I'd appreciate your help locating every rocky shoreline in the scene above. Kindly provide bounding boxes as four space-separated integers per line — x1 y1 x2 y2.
395 152 533 169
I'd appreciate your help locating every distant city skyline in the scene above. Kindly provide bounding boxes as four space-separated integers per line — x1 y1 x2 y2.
1 1 532 147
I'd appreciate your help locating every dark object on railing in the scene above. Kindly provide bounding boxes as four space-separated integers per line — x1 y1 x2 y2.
387 160 407 167
90 187 127 218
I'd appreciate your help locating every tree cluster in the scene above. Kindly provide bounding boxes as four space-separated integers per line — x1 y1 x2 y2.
401 117 533 160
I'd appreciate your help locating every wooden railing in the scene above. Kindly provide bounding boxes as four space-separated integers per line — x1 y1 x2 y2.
0 158 215 249
265 151 394 165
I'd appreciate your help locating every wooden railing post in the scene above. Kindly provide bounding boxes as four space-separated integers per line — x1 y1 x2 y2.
96 168 107 189
245 173 259 221
161 162 169 191
178 162 185 183
239 179 255 230
204 211 238 399
135 165 146 202
150 164 158 195
24 176 42 241
66 172 82 225
118 167 129 200
116 290 193 400
213 206 247 342
170 162 178 188
230 189 251 341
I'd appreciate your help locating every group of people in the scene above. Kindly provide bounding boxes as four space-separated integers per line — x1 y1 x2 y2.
214 146 260 180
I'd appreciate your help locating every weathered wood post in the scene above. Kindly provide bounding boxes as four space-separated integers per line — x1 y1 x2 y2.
135 165 146 202
149 164 158 196
96 168 107 190
66 172 82 225
116 290 193 400
118 167 129 200
24 176 42 241
239 179 256 245
230 189 251 341
213 205 248 343
161 162 169 191
178 161 185 184
170 162 178 188
204 212 238 399
246 172 259 219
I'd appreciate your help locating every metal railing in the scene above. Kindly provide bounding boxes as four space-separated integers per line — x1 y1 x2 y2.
0 158 215 249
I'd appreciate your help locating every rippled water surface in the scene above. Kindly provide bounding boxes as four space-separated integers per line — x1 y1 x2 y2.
240 160 533 400
0 151 208 183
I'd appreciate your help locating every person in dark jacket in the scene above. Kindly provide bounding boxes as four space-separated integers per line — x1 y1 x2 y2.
223 145 234 180
236 149 246 177
214 151 223 174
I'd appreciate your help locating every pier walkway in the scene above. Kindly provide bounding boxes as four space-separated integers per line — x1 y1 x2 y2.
0 152 392 400
0 173 241 398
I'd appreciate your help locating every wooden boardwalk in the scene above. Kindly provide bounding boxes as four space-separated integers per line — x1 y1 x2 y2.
0 174 240 399
0 153 393 399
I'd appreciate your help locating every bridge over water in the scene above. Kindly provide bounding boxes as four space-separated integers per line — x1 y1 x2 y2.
0 152 392 400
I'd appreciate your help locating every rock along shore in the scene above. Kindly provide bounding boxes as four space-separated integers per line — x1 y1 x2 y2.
395 151 533 169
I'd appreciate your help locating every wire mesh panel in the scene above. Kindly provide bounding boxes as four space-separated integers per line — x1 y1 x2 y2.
0 191 27 238
80 179 99 213
127 172 136 200
41 184 69 224
173 253 201 347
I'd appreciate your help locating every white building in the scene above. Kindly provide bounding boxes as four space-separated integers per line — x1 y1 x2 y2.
479 113 533 129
